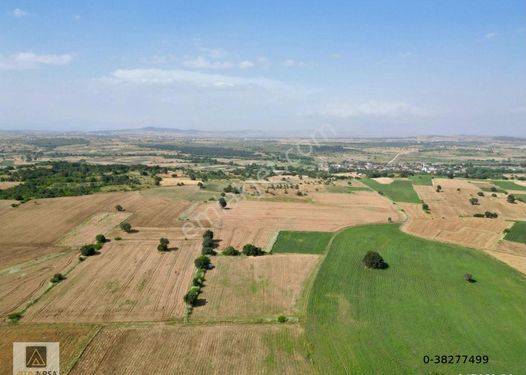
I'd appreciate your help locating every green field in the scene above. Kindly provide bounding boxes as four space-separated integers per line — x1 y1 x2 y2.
362 178 421 203
272 231 333 254
306 224 526 374
326 185 371 193
515 194 526 203
504 221 526 244
491 180 526 191
409 174 433 186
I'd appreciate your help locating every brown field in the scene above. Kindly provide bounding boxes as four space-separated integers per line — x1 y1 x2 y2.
0 251 77 317
0 323 98 375
71 324 314 375
58 211 131 247
432 178 479 191
191 192 401 249
23 238 200 323
192 254 320 322
414 185 525 220
0 181 19 190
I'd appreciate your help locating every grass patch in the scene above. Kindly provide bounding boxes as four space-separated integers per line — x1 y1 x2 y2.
491 180 526 191
362 178 421 203
326 185 371 193
306 224 526 374
515 194 526 203
504 221 526 244
272 231 333 254
409 174 433 186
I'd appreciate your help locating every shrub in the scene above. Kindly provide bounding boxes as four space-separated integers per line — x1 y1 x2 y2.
115 204 125 211
473 213 485 218
202 246 216 256
80 244 96 256
94 242 103 250
507 194 516 203
491 193 497 197
362 251 388 269
95 234 107 243
464 273 473 282
8 312 23 322
184 288 200 305
242 243 265 256
277 315 287 323
194 256 211 269
436 185 442 192
422 203 430 212
50 273 65 283
120 222 132 232
218 197 227 209
157 237 170 252
222 246 240 256
192 277 204 287
469 197 479 205
78 255 87 261
477 191 484 197
114 236 122 241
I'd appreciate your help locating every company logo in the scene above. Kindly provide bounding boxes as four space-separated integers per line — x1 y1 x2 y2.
13 342 59 375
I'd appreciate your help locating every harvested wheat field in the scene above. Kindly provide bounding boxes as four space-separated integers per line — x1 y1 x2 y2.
0 250 77 317
193 254 320 321
192 192 401 249
125 192 193 227
59 211 131 247
70 324 315 375
414 185 526 220
432 178 480 191
23 239 200 323
398 203 429 220
0 323 98 375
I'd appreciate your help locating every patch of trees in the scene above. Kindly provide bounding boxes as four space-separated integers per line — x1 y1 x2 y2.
242 244 265 256
0 161 160 201
80 244 97 258
362 251 388 269
473 211 498 219
139 144 258 158
222 246 240 256
223 184 241 194
26 137 89 149
157 237 170 252
202 230 217 255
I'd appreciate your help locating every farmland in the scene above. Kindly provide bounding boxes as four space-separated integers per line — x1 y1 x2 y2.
361 178 421 203
306 224 526 374
505 221 526 244
272 231 333 254
1 134 526 374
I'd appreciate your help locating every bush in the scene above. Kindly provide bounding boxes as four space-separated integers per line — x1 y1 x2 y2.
422 203 430 211
8 312 23 322
184 288 200 305
464 273 474 282
94 242 103 250
507 194 516 203
78 255 87 261
218 197 227 209
114 236 122 241
222 246 240 256
469 197 479 205
202 246 216 256
194 256 211 269
277 315 287 323
362 251 388 269
477 191 484 197
491 193 497 197
192 276 204 287
120 222 132 233
80 244 96 256
473 213 485 218
95 234 107 243
242 244 265 256
115 204 125 211
157 237 170 252
50 273 66 283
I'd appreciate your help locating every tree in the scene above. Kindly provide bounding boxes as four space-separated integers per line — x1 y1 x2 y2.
203 230 214 239
157 237 170 251
436 185 442 192
242 244 265 256
80 244 97 256
469 197 479 205
507 194 516 203
218 197 227 209
202 246 216 256
115 204 125 211
50 273 66 283
184 289 200 305
222 246 240 256
120 222 132 233
464 273 474 282
362 251 388 269
202 237 214 248
422 203 430 211
194 256 211 269
477 191 484 197
95 234 107 243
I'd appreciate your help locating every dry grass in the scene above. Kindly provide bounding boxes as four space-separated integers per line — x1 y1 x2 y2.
71 324 315 375
372 177 394 184
192 254 320 321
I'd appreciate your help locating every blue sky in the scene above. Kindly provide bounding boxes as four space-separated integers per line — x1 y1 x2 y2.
1 0 525 136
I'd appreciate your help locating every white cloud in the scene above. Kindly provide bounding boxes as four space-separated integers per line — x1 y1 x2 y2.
181 56 234 69
320 101 433 119
484 31 498 39
10 8 27 17
0 52 73 69
282 59 305 67
109 68 285 90
238 60 255 69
